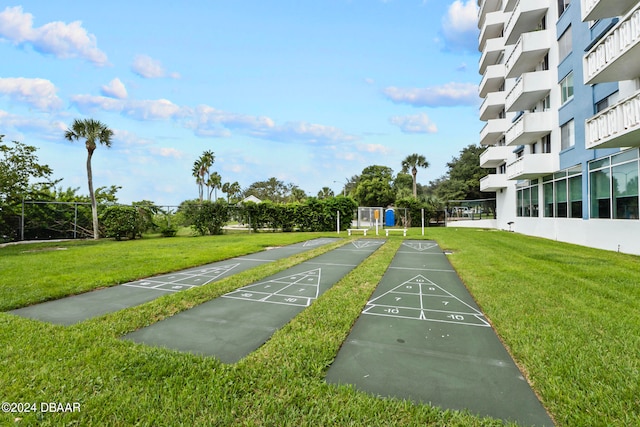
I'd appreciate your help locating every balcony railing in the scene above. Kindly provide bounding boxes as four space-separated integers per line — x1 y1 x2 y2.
505 30 551 79
584 5 640 84
480 91 506 121
479 10 505 50
480 146 511 168
505 111 553 146
478 0 502 29
505 70 553 112
581 0 637 22
507 153 558 180
480 174 509 192
480 118 510 146
479 37 505 75
504 0 550 45
586 89 640 149
479 63 506 98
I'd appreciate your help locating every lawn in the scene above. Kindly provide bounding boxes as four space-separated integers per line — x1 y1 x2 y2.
1 229 638 426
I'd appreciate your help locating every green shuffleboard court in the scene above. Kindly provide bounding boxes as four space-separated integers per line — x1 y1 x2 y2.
325 240 555 426
11 238 339 325
123 239 385 363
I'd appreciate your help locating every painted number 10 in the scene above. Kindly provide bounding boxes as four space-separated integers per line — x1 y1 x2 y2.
447 314 464 321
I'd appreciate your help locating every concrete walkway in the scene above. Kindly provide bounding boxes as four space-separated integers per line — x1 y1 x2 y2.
325 240 554 426
11 238 339 325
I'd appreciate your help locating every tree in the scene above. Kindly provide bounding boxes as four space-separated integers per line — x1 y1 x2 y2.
317 187 334 199
222 181 242 203
192 150 215 201
207 171 222 201
429 144 491 201
0 137 54 206
401 153 429 198
353 165 395 207
64 119 114 239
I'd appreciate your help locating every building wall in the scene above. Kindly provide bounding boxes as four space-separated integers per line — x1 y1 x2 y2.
477 0 640 255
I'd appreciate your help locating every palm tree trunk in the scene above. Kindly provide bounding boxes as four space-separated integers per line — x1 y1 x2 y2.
412 168 418 198
86 150 99 239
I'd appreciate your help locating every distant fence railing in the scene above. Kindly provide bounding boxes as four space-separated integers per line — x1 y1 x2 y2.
445 198 496 222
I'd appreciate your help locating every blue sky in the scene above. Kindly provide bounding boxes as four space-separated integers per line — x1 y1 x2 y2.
0 0 481 205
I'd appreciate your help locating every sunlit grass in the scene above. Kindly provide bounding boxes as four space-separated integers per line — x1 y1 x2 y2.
1 229 639 425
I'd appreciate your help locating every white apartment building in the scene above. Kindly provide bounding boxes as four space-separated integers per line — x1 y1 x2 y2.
477 0 640 255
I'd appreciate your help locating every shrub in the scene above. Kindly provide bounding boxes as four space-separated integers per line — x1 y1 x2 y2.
100 205 144 240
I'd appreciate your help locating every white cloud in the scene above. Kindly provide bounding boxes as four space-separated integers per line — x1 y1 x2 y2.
123 99 183 120
440 0 479 52
131 54 180 79
356 143 390 154
101 78 128 99
0 77 62 111
71 95 183 120
389 113 438 134
383 82 479 107
150 147 184 159
71 92 357 144
0 6 108 66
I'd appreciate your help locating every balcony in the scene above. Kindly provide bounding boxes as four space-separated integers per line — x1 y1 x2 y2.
479 37 505 74
584 5 640 84
585 89 640 149
582 0 637 22
504 0 550 45
505 30 551 78
478 0 503 29
480 146 512 168
505 111 553 146
480 118 510 146
504 0 519 13
480 174 509 191
479 11 505 50
480 91 506 121
505 70 553 112
479 64 506 98
507 153 558 180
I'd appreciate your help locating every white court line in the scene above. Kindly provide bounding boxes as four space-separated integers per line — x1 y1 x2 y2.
305 262 358 267
388 266 456 273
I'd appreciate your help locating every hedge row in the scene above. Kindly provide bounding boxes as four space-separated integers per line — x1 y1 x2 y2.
181 197 358 235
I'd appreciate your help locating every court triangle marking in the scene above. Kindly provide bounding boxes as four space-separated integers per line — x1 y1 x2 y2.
401 241 438 251
364 274 490 327
223 268 322 307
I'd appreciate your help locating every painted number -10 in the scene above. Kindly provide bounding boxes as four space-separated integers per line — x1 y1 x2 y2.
447 314 464 321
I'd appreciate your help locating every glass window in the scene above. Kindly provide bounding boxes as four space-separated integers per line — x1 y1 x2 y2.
558 0 571 16
544 181 554 217
560 72 574 104
569 175 582 218
561 120 575 150
531 184 539 217
612 161 639 219
556 179 568 217
590 169 611 218
558 26 572 62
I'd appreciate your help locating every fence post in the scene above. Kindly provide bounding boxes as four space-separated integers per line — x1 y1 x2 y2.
336 210 340 234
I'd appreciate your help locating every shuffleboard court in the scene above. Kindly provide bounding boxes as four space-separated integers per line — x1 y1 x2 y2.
10 238 339 325
325 240 554 426
122 239 385 363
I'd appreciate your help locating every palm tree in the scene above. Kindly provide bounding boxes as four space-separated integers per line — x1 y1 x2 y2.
207 171 222 201
317 187 334 199
192 150 215 201
401 153 429 199
192 159 205 201
64 118 114 239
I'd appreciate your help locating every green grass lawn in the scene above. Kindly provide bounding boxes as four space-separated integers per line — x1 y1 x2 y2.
1 229 639 426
